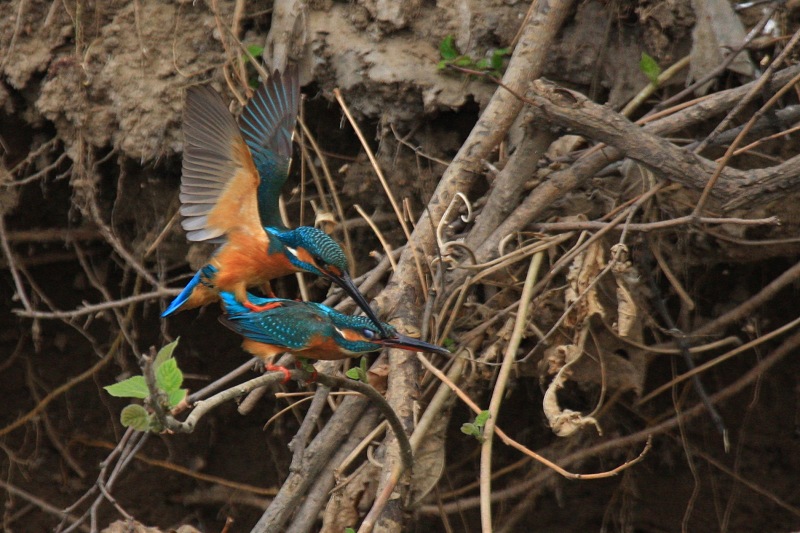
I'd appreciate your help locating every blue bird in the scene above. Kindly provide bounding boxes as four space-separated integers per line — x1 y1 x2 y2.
218 291 449 378
163 66 383 332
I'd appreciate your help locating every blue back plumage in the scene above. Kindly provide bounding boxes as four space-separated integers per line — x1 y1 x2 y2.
239 66 300 230
218 290 394 355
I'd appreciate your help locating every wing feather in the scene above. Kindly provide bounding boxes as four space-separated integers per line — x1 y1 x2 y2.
239 66 300 229
180 85 262 242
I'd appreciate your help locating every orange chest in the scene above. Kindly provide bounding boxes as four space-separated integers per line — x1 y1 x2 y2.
211 234 297 289
298 335 350 361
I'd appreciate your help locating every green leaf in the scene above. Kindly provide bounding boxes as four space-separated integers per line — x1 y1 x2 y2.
345 367 366 382
154 338 180 369
639 52 661 85
104 376 149 399
442 338 456 349
475 58 490 70
246 44 264 60
454 56 474 68
439 35 458 60
345 528 356 533
346 357 369 382
156 358 183 394
120 404 152 431
437 59 449 70
474 410 490 429
461 423 479 437
490 48 510 71
167 388 187 409
461 411 491 441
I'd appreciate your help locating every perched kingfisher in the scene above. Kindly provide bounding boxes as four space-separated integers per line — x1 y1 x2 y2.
218 291 450 375
162 66 383 331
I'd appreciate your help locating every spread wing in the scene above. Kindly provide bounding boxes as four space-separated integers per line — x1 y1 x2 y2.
239 65 300 230
179 85 263 242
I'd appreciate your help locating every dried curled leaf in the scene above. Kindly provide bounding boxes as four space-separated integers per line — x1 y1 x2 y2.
315 210 338 235
542 344 602 437
610 244 640 338
565 240 606 327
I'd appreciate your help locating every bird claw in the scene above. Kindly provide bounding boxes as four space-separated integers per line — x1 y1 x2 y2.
266 363 291 384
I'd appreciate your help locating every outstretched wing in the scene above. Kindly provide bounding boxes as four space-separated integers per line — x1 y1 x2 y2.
239 65 300 230
179 85 263 242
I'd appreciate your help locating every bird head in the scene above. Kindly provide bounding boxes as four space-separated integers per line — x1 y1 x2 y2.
326 312 451 356
268 226 387 334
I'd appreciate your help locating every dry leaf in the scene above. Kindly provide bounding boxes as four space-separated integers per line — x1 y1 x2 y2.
102 521 201 533
542 344 602 437
689 0 755 95
321 463 380 533
410 414 447 506
565 241 606 328
610 244 640 338
315 210 338 235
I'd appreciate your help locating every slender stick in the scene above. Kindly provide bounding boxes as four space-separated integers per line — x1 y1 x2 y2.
480 252 543 532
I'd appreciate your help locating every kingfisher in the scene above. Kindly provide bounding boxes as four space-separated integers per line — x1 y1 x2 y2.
218 291 450 378
162 66 384 332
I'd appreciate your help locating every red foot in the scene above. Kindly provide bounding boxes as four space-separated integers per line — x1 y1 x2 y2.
266 363 292 383
244 300 283 312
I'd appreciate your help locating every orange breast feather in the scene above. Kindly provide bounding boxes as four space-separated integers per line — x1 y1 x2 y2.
298 334 347 361
211 231 296 292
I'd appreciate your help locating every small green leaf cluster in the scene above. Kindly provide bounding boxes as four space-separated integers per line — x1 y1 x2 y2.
243 44 265 88
639 52 662 86
296 357 317 374
460 410 491 442
437 35 510 78
345 357 369 383
104 339 187 432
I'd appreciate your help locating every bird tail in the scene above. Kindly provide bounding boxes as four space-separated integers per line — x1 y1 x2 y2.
219 291 248 317
219 290 277 318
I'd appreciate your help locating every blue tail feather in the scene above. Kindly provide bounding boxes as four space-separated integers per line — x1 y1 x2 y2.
219 290 281 318
219 291 248 317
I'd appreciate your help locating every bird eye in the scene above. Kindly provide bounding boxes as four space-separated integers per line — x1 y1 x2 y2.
362 328 377 340
312 255 327 268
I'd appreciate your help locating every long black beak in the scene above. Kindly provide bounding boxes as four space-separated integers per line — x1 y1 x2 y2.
377 333 451 356
329 271 388 336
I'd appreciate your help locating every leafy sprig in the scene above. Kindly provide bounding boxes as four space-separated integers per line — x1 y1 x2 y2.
460 410 491 442
104 339 187 432
437 35 510 78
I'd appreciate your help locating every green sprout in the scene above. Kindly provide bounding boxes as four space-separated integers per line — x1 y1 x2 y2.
243 44 265 88
345 357 369 383
460 410 491 442
437 35 510 78
639 52 662 86
104 339 187 432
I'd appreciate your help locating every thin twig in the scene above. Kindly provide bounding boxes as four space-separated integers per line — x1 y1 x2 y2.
480 251 543 532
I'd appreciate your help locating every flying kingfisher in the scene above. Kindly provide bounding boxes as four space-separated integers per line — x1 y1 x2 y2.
162 66 383 332
218 290 449 378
